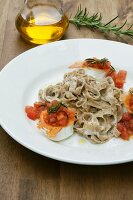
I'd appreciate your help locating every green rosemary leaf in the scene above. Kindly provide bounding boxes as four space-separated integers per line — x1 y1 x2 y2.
99 58 108 63
48 102 67 114
48 103 61 114
104 16 118 26
85 57 108 64
60 102 67 108
110 65 116 72
69 6 133 40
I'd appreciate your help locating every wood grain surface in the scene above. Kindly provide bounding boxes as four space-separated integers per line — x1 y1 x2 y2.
0 0 133 200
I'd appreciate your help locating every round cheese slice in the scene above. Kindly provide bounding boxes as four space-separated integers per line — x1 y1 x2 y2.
41 125 74 141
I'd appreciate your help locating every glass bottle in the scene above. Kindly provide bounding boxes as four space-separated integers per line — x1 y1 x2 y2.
15 0 69 44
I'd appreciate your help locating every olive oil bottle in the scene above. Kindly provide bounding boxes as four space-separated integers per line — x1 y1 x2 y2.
15 1 69 44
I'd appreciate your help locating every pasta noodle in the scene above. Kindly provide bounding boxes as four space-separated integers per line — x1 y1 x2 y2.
38 69 123 143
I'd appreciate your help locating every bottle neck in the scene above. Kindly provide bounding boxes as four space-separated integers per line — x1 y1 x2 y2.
24 0 62 8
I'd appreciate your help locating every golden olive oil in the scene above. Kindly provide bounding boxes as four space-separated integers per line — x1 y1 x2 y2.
15 4 69 44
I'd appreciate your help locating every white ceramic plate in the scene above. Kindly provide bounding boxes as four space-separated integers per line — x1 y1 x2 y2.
0 39 133 165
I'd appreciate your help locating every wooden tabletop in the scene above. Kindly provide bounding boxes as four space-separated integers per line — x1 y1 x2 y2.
0 0 133 199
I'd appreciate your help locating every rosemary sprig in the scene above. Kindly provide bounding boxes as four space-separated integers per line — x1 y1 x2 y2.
85 57 108 64
85 57 116 72
48 102 67 114
69 5 133 39
48 104 60 114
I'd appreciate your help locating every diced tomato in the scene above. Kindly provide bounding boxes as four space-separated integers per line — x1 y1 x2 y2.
51 100 59 106
99 61 110 70
85 59 111 71
117 123 126 132
120 131 129 140
49 116 57 123
25 101 47 120
57 111 68 126
121 112 132 121
117 70 127 80
115 82 123 89
46 111 68 127
34 101 46 108
114 70 127 89
47 113 57 124
123 121 129 128
105 61 112 70
46 102 53 108
58 118 68 126
108 70 127 89
105 69 114 77
25 106 38 120
34 102 42 108
58 106 67 113
57 111 67 120
117 112 133 140
117 123 129 140
38 106 47 112
34 102 47 116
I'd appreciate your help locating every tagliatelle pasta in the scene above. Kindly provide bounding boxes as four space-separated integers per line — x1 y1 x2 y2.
38 69 123 143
